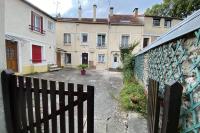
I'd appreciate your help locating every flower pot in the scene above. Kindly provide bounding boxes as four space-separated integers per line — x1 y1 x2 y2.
81 69 86 75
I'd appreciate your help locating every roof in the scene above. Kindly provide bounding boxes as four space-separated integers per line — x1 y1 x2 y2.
21 0 56 21
109 14 144 26
57 18 108 24
136 9 200 56
144 15 183 20
57 14 144 26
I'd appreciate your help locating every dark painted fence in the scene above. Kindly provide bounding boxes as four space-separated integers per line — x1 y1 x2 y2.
147 79 183 133
1 70 94 133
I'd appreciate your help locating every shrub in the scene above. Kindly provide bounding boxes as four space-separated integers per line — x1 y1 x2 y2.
119 82 147 116
78 64 88 70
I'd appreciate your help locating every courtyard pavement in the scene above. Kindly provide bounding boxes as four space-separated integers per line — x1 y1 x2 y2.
30 68 147 133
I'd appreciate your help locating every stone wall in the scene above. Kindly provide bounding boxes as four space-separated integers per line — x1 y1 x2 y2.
134 28 200 132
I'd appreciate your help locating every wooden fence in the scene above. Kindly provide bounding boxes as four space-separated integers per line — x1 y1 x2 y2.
1 70 94 133
147 79 183 133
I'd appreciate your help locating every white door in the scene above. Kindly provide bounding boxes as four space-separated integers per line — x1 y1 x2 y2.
112 55 119 68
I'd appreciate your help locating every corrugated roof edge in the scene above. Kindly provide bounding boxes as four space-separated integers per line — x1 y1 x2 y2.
136 9 200 56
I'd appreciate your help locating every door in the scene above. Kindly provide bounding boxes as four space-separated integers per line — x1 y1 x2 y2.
6 40 18 72
57 52 61 67
112 55 119 68
82 53 88 64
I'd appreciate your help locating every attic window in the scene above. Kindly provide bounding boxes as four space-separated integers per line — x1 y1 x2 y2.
120 20 131 23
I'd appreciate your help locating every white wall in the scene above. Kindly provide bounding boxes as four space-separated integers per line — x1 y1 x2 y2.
0 0 7 132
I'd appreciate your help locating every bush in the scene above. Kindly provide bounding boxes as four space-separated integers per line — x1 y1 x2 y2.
78 64 88 70
119 82 147 116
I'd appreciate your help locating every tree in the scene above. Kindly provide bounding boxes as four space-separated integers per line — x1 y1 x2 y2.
145 0 200 18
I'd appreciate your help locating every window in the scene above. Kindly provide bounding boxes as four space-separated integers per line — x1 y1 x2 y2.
97 34 106 47
65 53 71 64
31 11 44 34
48 20 55 31
32 45 42 63
153 18 160 26
143 38 149 48
98 54 105 63
81 33 88 43
121 35 130 47
164 19 171 28
64 33 71 44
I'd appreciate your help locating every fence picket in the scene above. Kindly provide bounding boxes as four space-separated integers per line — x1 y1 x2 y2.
59 82 66 133
87 85 94 133
18 76 27 133
26 77 34 133
41 79 49 133
78 84 84 133
68 83 75 133
33 78 42 133
50 81 57 133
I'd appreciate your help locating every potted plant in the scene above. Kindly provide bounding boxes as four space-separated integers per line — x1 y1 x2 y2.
78 64 88 75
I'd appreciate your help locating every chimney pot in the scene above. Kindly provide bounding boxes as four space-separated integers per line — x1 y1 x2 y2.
133 8 138 17
93 4 97 22
109 7 114 16
78 6 82 20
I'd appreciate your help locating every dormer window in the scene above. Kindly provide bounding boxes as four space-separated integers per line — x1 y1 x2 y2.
30 11 45 34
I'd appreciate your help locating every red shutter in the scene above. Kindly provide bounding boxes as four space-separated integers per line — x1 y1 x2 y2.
32 45 42 63
41 17 43 34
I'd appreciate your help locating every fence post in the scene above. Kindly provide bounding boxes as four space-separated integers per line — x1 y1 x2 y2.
1 70 15 133
161 82 183 133
147 79 160 133
87 85 94 133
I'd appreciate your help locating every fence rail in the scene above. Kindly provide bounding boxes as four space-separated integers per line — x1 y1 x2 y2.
1 70 94 133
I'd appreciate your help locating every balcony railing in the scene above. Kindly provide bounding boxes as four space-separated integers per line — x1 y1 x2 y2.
29 25 45 35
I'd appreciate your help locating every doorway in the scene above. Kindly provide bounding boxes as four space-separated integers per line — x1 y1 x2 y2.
6 40 18 72
82 53 88 64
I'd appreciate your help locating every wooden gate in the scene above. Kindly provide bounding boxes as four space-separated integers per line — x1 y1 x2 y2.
1 70 94 133
147 79 183 133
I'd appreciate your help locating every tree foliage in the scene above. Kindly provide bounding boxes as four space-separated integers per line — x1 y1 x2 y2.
145 0 200 18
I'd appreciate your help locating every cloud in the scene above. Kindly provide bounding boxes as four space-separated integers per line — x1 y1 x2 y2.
27 0 73 15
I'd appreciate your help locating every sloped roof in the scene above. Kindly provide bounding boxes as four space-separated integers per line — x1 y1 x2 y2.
109 14 144 26
57 18 108 24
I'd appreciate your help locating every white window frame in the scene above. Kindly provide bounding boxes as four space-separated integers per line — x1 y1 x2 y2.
97 33 106 47
98 54 105 63
64 33 71 44
47 20 55 32
164 19 172 28
121 34 130 48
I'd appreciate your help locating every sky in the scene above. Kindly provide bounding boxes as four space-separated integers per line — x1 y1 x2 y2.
27 0 162 18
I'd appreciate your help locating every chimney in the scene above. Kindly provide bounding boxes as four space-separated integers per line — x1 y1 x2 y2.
78 6 82 20
133 8 138 17
109 7 114 16
93 4 97 22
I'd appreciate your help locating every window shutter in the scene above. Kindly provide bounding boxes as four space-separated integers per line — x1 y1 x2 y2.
32 45 42 63
31 11 34 30
40 17 43 34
